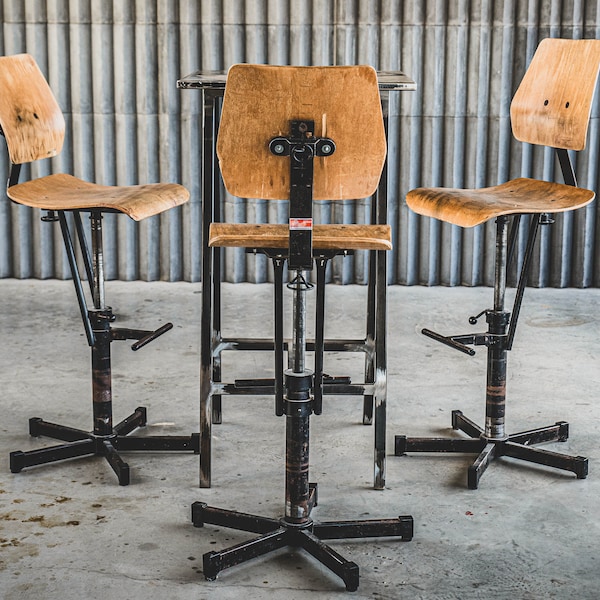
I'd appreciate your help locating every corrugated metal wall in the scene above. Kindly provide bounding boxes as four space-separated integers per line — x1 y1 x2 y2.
1 0 600 287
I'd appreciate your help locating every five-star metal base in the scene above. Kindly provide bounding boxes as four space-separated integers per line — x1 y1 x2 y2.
192 493 413 592
395 409 588 489
10 406 200 485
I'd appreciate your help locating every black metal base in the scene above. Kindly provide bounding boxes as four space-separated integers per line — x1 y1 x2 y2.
395 410 588 489
10 406 200 485
192 492 413 591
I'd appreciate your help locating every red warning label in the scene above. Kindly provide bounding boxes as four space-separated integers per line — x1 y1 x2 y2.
289 218 313 230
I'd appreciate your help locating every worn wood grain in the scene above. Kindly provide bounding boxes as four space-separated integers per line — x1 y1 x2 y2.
406 178 595 228
511 38 600 151
8 173 189 221
408 39 600 228
209 223 392 251
1 54 189 221
216 64 386 201
0 53 65 164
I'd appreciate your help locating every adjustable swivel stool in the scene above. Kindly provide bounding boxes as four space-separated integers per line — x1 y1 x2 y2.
395 38 600 489
2 54 199 485
192 64 413 591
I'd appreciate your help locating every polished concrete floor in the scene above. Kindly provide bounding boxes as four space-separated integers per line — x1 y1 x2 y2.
1 279 599 599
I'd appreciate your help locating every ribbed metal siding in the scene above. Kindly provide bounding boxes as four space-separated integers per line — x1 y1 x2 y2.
1 0 599 287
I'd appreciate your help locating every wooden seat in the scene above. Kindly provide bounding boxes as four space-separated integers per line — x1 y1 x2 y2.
395 38 600 489
209 223 392 251
407 38 600 227
7 173 188 220
406 178 594 228
3 53 197 485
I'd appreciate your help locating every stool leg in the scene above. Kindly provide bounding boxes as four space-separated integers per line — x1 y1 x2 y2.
373 249 388 490
211 246 223 425
313 257 327 416
468 442 497 490
485 216 510 441
113 406 147 435
203 528 289 581
10 439 96 473
299 530 359 592
452 410 484 437
363 247 377 425
102 440 130 486
274 257 285 416
28 418 90 442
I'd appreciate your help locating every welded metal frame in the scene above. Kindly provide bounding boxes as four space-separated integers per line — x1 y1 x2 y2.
394 149 589 489
9 208 199 485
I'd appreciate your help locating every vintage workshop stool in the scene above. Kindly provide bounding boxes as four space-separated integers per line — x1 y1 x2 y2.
191 64 413 591
395 38 600 489
3 54 199 485
193 72 411 492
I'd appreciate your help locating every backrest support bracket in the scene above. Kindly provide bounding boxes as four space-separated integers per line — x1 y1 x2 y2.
269 120 335 271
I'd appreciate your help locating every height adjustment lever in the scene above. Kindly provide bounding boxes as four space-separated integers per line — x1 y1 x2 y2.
421 328 476 356
111 323 174 351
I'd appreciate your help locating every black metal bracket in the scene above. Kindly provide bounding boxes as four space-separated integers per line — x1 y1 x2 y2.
422 329 495 356
41 210 59 222
6 163 21 189
269 120 335 271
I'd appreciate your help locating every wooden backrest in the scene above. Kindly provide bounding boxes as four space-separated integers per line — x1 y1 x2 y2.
511 38 600 151
216 64 386 200
0 54 65 164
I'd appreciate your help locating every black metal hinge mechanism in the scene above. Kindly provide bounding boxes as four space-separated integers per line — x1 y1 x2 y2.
269 120 335 271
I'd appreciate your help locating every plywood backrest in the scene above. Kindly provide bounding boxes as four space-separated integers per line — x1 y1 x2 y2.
217 64 386 200
0 53 65 164
511 38 600 151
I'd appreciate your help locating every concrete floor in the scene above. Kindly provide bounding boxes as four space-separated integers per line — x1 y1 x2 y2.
0 278 599 599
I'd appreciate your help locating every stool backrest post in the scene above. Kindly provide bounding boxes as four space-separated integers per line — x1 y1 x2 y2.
510 38 600 152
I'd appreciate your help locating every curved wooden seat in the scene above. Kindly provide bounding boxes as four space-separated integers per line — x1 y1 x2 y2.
209 223 392 251
407 39 600 230
7 173 189 222
406 177 595 228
